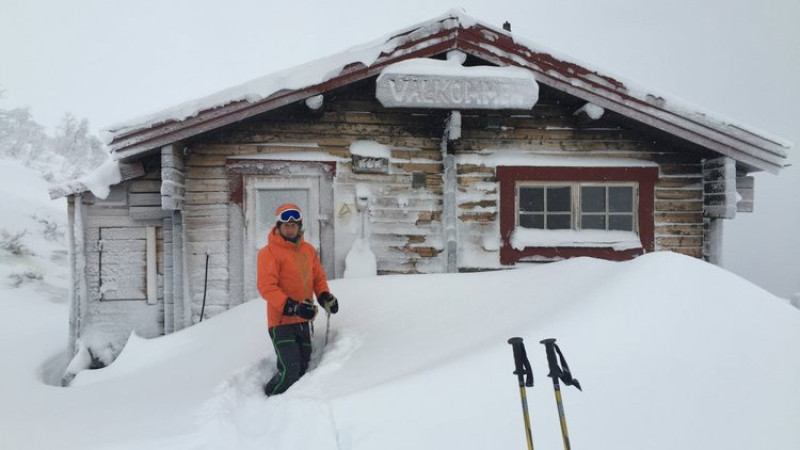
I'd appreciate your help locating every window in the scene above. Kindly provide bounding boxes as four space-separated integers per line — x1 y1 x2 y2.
98 226 160 303
517 183 637 232
498 166 657 264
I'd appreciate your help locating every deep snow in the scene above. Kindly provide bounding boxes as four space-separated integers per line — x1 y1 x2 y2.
1 160 799 450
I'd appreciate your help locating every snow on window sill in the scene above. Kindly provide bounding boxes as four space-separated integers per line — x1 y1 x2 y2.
510 227 642 251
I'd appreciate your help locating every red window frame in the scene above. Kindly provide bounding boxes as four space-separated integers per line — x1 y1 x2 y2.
498 166 658 264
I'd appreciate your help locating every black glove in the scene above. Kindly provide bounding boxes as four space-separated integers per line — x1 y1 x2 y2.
283 298 318 320
318 291 339 315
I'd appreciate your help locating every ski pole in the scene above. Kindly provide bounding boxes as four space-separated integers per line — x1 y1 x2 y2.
540 338 582 450
324 310 331 348
508 337 535 450
199 251 209 322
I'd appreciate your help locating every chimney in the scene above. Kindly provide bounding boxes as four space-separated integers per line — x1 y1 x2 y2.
503 21 511 32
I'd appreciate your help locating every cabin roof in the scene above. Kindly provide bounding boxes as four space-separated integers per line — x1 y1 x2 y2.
104 10 790 173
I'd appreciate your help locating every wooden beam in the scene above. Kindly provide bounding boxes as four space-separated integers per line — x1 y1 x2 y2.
146 226 157 305
736 175 755 213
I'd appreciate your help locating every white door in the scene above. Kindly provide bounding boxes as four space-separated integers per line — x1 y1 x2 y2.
244 176 320 301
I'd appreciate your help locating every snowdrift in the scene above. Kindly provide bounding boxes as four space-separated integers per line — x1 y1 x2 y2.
55 252 800 450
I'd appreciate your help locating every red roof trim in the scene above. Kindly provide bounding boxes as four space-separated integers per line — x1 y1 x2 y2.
108 15 789 173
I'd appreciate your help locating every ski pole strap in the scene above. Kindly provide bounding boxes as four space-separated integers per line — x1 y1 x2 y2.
540 338 582 391
508 337 534 387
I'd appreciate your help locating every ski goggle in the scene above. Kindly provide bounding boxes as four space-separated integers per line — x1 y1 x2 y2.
277 208 302 223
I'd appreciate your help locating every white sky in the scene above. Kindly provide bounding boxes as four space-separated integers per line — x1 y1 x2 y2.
1 0 798 297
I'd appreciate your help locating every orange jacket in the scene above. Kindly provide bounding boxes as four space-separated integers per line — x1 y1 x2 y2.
257 226 330 328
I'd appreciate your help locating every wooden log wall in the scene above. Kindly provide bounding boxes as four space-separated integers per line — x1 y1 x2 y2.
454 85 708 261
181 79 712 289
191 79 450 276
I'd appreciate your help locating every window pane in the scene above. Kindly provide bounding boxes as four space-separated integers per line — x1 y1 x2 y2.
520 187 544 212
609 186 633 212
547 214 571 230
520 214 544 229
581 186 606 213
609 215 633 231
581 215 606 230
547 187 571 212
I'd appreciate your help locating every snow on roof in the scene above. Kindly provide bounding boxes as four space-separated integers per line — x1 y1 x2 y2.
48 158 122 200
102 9 474 142
103 9 790 173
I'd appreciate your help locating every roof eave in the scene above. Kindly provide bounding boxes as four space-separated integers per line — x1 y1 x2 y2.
107 18 790 174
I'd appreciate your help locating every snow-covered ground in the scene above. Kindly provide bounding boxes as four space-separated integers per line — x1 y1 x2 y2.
1 158 799 450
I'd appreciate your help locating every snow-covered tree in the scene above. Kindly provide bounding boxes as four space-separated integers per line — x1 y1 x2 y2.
52 113 108 170
0 93 109 182
0 104 49 160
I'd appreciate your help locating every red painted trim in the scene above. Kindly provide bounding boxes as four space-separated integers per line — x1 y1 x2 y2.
225 159 337 206
497 166 658 264
108 19 785 173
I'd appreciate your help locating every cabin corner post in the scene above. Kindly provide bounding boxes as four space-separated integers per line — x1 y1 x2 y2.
177 211 192 330
705 218 725 266
227 202 244 306
442 110 461 273
702 157 737 265
67 193 89 359
161 143 186 211
160 144 190 330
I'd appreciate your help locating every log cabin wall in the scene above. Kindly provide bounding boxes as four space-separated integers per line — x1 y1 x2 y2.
178 78 711 306
189 79 450 279
455 85 711 265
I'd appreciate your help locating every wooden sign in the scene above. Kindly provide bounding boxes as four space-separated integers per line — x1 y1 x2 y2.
376 63 538 110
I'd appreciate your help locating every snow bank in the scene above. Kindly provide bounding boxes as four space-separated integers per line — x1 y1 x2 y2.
2 251 799 450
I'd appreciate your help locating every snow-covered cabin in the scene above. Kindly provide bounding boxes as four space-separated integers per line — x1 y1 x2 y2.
52 11 790 367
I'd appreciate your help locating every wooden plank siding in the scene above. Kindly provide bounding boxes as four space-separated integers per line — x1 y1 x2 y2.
187 80 450 276
77 166 167 360
178 80 710 278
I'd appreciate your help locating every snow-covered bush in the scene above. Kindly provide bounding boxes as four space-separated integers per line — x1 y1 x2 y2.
0 229 31 255
7 270 43 288
35 215 64 242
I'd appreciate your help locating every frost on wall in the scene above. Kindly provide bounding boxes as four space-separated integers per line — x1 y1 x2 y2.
456 178 503 270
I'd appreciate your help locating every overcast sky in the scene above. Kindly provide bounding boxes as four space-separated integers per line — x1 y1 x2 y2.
1 0 798 297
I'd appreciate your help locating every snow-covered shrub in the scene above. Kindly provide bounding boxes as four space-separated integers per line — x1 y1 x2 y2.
0 229 31 255
35 216 64 242
7 270 43 288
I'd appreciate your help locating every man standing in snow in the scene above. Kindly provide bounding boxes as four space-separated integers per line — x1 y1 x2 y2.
257 203 339 396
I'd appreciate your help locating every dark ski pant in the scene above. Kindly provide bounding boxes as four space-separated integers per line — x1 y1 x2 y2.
264 321 312 396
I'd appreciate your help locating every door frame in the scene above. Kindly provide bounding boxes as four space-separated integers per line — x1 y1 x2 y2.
227 158 336 302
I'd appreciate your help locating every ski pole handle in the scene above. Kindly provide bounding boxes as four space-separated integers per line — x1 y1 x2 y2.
508 337 534 387
540 338 559 378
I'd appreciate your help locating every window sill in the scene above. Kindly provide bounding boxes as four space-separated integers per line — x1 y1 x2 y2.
510 228 643 251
